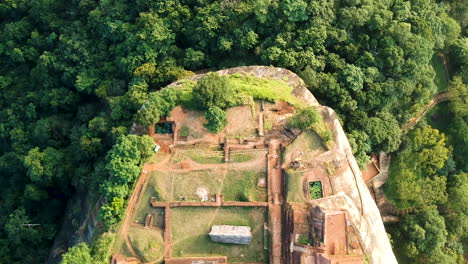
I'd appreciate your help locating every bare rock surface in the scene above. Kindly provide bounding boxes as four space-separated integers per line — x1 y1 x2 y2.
209 225 252 245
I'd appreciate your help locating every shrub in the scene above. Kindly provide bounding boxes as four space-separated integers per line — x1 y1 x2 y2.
289 107 320 129
309 181 323 200
297 234 310 245
91 233 115 264
237 191 250 202
204 106 227 133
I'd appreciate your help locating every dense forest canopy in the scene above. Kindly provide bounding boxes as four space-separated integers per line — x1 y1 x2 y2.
0 0 467 263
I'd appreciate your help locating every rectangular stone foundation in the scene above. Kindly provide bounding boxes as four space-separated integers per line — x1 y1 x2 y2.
209 225 252 245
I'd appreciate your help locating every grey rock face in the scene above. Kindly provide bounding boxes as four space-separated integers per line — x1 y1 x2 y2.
209 225 252 245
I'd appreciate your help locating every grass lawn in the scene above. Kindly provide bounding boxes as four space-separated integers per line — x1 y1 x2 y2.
150 169 223 201
286 169 306 202
173 74 303 107
431 53 449 92
113 234 134 259
172 146 225 164
147 151 170 165
284 130 326 163
230 151 254 162
227 74 302 107
128 226 164 263
171 207 268 262
223 169 267 202
149 167 267 202
134 172 167 224
230 148 266 163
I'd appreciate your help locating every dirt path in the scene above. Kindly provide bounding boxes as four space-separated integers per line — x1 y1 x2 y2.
401 91 449 131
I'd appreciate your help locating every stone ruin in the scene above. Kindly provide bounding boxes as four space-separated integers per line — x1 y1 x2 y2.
209 225 252 245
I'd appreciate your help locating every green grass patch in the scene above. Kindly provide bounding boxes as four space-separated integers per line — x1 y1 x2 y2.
284 130 327 162
179 126 190 137
150 169 223 201
264 119 272 131
230 151 254 163
171 207 268 262
147 151 169 165
309 181 323 200
150 168 267 202
226 74 303 107
223 170 267 202
128 226 164 263
172 146 225 164
172 74 303 108
297 234 310 245
431 54 449 92
113 234 134 259
286 169 305 202
134 176 166 226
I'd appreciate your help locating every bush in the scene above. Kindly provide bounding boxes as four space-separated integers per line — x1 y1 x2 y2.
236 191 250 202
289 107 320 129
309 181 323 200
297 234 310 245
91 233 115 264
204 106 227 133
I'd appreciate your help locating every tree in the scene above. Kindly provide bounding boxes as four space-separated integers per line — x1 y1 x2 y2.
385 126 450 208
4 208 40 245
280 0 309 22
339 64 364 92
448 76 468 119
446 173 468 214
204 106 227 133
412 127 449 175
134 102 161 127
23 147 67 185
60 243 92 264
184 48 205 69
193 73 238 109
98 197 125 229
399 208 449 262
365 111 401 152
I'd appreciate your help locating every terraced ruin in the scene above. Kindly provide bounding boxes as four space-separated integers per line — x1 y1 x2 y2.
111 66 397 264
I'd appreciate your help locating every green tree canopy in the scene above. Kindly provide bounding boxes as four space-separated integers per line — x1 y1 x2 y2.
204 106 227 133
193 73 238 109
60 243 92 264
